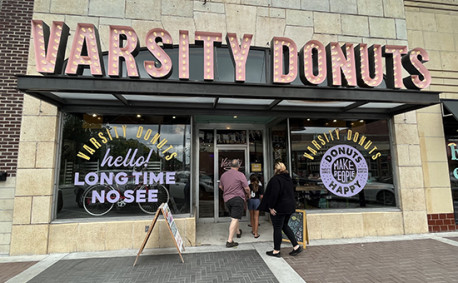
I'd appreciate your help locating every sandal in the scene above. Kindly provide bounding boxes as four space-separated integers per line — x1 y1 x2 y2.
236 229 242 238
254 234 260 238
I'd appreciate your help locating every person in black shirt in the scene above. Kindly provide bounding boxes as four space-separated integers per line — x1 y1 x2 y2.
258 162 303 257
247 175 264 238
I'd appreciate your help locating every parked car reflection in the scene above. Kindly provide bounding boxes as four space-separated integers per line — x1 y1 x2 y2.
168 171 213 201
294 175 396 208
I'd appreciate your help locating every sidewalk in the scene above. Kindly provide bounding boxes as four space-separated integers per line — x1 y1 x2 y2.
1 232 457 283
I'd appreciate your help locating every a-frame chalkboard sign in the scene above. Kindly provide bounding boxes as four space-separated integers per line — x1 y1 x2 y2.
282 209 309 248
133 203 185 266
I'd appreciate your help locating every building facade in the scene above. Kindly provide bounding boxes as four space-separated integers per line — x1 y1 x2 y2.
0 0 457 256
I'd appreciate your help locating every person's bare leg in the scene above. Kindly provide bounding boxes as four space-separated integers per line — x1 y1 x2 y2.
228 218 239 243
236 219 241 235
253 210 260 236
249 210 255 233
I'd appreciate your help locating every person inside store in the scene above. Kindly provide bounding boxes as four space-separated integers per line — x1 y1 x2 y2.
248 174 264 238
219 159 250 248
258 162 303 257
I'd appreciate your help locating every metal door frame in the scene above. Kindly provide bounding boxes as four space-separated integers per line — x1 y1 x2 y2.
215 145 249 223
195 123 268 223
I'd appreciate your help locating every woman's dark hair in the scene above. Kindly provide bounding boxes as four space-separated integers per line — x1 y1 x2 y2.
250 175 259 192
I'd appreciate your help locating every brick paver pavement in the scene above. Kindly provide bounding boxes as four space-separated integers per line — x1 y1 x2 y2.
27 250 278 283
0 261 37 282
282 239 458 283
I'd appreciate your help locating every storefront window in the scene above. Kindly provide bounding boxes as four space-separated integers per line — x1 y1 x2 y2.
271 120 288 164
443 114 458 223
290 119 395 209
57 114 191 219
198 130 215 218
249 130 264 185
216 130 247 144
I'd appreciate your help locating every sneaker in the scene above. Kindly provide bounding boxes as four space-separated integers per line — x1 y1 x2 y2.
226 241 239 248
289 246 303 256
236 229 242 238
266 250 281 257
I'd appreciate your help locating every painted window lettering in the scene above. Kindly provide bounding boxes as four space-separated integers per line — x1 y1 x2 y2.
320 145 368 197
73 126 177 207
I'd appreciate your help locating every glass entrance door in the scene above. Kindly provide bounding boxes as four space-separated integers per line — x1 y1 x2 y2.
216 147 248 221
196 127 267 222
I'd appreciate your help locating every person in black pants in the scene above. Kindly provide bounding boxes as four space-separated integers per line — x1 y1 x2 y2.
258 162 303 257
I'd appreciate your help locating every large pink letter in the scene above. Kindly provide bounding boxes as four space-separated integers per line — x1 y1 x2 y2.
272 37 298 84
402 48 431 89
144 28 173 79
326 42 357 87
32 20 69 74
355 44 383 88
383 45 407 89
300 40 326 85
227 33 252 82
195 31 222 81
179 30 190 80
108 26 140 77
65 23 104 76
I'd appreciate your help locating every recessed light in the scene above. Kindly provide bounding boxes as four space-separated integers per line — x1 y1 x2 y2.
136 114 141 118
172 116 176 119
233 115 238 119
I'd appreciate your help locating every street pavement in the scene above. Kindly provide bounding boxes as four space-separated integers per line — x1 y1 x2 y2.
1 232 457 282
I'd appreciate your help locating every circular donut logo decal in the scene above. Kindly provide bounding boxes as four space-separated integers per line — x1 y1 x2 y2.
320 144 368 197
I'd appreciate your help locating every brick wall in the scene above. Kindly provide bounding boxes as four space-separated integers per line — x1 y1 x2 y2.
0 0 33 177
427 213 457 232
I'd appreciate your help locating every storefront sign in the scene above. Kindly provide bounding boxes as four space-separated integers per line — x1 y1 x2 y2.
76 125 177 161
220 157 243 171
320 145 368 197
303 128 378 197
31 20 431 90
73 125 177 204
303 128 380 161
134 202 185 266
448 143 458 177
251 163 262 172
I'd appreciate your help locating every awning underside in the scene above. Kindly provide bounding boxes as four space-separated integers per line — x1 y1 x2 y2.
442 100 458 120
17 76 440 120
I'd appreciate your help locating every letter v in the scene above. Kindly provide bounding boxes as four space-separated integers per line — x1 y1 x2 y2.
31 20 69 74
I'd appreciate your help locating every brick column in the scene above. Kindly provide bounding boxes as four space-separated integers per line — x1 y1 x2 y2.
0 0 33 177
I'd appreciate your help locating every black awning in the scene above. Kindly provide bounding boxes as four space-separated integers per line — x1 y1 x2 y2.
442 100 458 120
17 75 440 120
